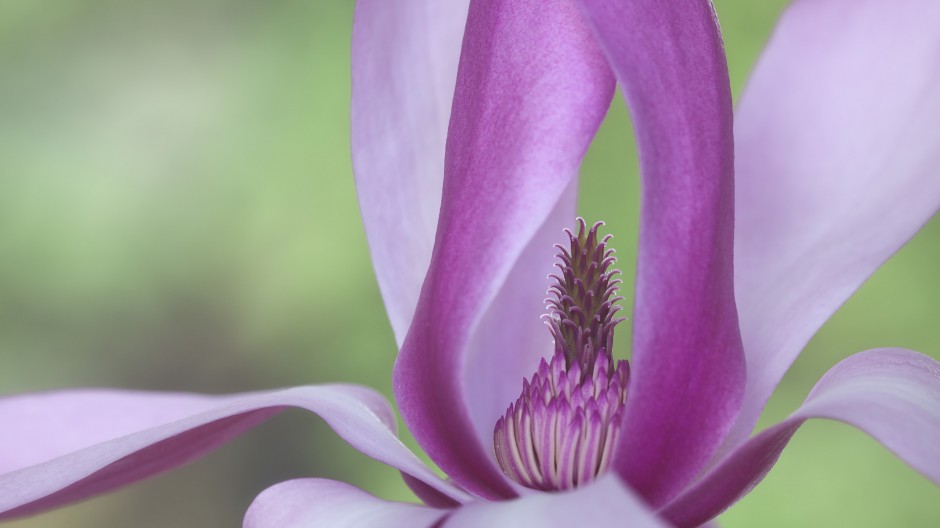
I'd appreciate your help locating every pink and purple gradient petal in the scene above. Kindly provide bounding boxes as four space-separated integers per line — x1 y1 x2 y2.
394 0 615 500
728 0 940 448
662 348 940 527
576 0 745 506
0 385 468 520
244 478 448 528
351 0 469 344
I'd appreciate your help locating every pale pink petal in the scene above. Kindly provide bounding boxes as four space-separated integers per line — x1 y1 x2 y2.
445 475 669 527
243 478 447 528
394 0 615 500
0 390 237 475
463 179 578 454
0 385 469 520
351 0 469 343
663 349 940 527
728 0 940 446
576 0 745 506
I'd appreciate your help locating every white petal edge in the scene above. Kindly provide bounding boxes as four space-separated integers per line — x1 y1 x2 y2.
243 478 448 528
445 474 670 528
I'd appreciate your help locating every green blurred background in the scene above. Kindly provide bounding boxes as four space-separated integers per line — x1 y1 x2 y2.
1 1 937 526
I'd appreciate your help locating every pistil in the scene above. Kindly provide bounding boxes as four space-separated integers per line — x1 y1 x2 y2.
494 219 629 491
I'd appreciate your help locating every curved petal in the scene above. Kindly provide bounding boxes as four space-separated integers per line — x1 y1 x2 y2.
576 0 744 505
662 348 940 528
394 0 615 500
244 478 447 528
353 0 585 467
445 474 669 528
0 385 470 520
728 0 940 446
351 0 470 344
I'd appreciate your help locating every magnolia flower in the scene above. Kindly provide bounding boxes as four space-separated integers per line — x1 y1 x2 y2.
2 0 939 526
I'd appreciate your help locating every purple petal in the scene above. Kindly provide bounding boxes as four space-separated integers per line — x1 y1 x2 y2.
352 0 585 497
394 0 615 500
727 0 940 447
244 478 447 528
0 385 469 520
576 0 745 505
662 348 940 527
351 0 469 343
445 475 669 527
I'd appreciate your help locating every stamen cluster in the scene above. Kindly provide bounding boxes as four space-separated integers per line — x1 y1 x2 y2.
493 350 629 491
494 219 629 491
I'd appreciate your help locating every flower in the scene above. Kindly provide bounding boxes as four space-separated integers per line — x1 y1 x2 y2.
2 0 940 526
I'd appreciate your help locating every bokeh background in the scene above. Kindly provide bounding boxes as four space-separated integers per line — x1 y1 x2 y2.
1 1 938 526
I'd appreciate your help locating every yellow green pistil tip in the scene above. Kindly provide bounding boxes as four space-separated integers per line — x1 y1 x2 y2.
494 219 630 491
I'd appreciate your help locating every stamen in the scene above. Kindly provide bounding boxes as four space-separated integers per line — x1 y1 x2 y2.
494 350 629 491
494 218 630 491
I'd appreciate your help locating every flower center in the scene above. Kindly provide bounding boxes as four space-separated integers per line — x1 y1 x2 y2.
494 219 630 491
